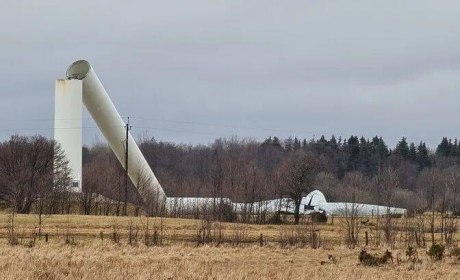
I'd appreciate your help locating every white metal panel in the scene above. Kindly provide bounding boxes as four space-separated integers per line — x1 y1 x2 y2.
54 79 82 192
317 202 406 216
164 190 407 216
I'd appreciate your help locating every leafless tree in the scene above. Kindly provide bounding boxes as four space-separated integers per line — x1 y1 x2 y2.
417 167 443 245
80 145 125 215
379 166 399 247
339 172 367 248
440 166 460 246
35 141 72 237
281 152 320 225
80 162 99 215
210 149 225 221
314 172 339 201
0 135 71 215
0 135 32 213
133 165 165 217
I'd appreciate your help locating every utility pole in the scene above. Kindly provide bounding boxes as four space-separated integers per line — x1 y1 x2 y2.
123 117 131 216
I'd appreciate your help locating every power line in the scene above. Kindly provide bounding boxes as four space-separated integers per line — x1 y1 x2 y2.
0 117 94 122
0 126 125 132
133 126 226 137
130 116 316 135
0 117 446 144
128 117 455 143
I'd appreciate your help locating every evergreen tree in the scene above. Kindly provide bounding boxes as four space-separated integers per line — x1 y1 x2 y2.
359 137 372 175
417 141 431 169
346 136 360 171
436 137 451 157
330 135 338 150
409 142 417 162
293 137 301 150
284 137 293 151
371 136 389 159
261 136 273 147
454 138 459 157
272 136 282 148
395 137 410 160
316 135 328 153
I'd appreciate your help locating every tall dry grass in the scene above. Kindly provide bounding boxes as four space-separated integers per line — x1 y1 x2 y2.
0 213 459 279
1 241 460 279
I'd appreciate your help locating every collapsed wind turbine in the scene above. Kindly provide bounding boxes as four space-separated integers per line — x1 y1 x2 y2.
55 60 165 201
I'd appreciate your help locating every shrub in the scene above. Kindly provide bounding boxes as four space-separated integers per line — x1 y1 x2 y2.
405 246 421 263
359 250 393 266
406 246 417 257
427 244 445 261
266 213 283 225
221 202 237 223
310 212 327 223
452 210 460 217
384 213 403 219
450 247 460 257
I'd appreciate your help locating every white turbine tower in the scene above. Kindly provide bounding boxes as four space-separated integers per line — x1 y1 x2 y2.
54 60 165 202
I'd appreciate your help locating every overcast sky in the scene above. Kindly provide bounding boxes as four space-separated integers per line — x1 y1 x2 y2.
1 1 460 149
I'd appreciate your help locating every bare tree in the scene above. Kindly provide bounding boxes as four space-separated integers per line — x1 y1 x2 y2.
36 141 72 235
339 172 367 249
80 159 101 215
210 149 225 221
314 172 339 200
133 165 165 217
417 168 443 245
0 135 32 213
281 152 320 225
80 145 125 215
440 166 460 246
0 135 71 215
379 166 399 247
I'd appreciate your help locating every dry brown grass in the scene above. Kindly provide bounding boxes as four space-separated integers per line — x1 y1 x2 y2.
1 241 460 279
0 213 459 279
0 214 337 243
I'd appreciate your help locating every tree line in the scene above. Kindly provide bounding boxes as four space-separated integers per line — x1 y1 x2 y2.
2 134 460 223
80 135 460 219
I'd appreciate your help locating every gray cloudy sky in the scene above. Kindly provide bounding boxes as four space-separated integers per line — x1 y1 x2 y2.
1 0 460 149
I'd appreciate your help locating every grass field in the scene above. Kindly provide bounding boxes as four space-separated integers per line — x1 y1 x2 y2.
0 213 459 279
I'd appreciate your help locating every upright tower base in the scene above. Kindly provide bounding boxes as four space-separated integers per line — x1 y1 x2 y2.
54 79 82 192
